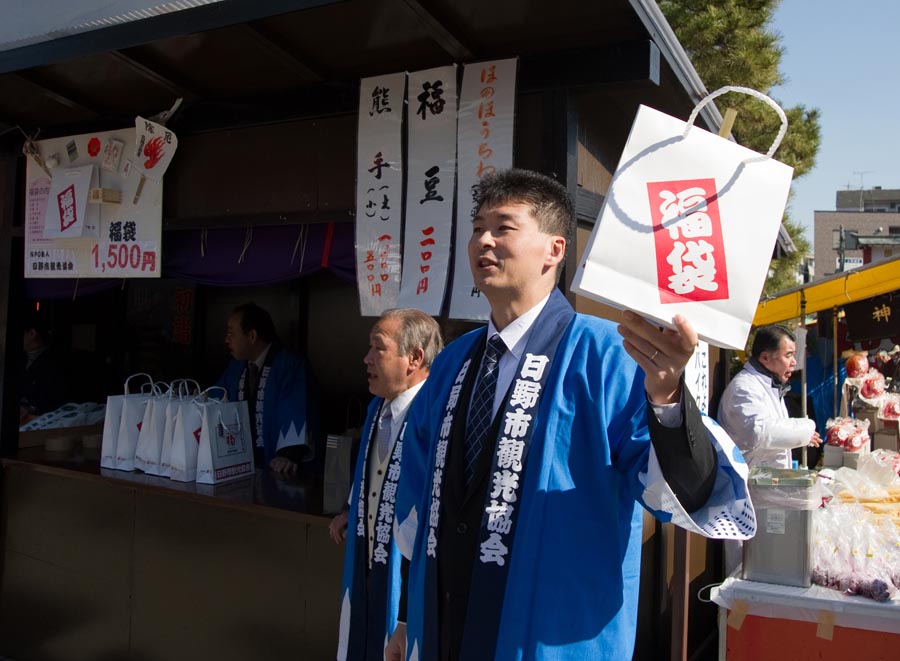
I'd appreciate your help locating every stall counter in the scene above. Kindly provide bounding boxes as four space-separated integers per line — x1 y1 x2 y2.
0 447 344 661
712 576 900 660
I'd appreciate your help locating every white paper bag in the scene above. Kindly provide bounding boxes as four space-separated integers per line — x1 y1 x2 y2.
169 400 203 483
115 381 154 471
169 386 224 483
159 379 199 478
196 399 255 484
43 165 100 239
572 86 794 350
100 373 152 469
134 382 173 475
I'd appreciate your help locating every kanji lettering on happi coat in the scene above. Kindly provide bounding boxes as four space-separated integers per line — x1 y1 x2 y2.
647 178 730 304
478 351 547 566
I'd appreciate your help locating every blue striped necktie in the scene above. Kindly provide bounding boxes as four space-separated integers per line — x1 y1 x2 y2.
464 334 506 485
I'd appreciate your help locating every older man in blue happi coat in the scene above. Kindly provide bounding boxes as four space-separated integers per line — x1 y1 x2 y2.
330 308 443 660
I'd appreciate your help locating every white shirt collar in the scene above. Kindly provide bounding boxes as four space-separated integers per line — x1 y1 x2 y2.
486 292 552 359
386 379 426 420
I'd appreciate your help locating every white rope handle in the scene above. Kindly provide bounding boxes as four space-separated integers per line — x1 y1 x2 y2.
217 406 242 434
124 372 153 395
685 86 788 158
176 378 201 398
195 385 228 404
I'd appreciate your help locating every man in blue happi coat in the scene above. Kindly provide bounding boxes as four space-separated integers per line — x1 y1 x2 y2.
386 169 756 660
330 308 443 660
217 302 313 474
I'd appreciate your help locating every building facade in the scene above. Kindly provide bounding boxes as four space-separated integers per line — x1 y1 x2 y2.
814 187 900 278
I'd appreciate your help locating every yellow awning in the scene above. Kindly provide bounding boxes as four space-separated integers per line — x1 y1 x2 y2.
754 256 900 326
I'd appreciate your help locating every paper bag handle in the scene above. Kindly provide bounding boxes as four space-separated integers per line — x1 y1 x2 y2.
124 372 153 395
685 86 788 158
174 378 201 399
217 407 242 435
195 386 228 403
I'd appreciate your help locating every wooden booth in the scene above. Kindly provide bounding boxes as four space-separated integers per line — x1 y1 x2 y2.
0 1 731 659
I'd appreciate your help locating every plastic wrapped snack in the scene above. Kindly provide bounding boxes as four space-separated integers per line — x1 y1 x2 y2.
878 393 900 420
859 368 886 403
812 503 900 602
825 416 870 451
845 352 869 379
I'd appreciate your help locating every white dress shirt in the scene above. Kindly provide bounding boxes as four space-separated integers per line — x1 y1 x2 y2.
480 294 681 425
365 379 426 564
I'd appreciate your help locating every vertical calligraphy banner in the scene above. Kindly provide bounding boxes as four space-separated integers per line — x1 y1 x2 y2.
448 58 518 321
398 65 458 314
356 72 406 316
684 341 710 414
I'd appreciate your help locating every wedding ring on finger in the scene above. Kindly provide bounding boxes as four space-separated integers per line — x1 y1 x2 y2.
650 349 659 362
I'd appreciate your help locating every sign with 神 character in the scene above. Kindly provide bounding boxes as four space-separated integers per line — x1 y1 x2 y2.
572 87 794 350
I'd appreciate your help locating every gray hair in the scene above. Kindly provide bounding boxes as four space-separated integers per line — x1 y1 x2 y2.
379 308 444 370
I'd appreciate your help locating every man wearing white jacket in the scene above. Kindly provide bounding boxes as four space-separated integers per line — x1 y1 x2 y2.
719 325 822 469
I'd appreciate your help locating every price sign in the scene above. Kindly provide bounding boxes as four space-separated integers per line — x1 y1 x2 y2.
25 127 163 279
90 242 159 275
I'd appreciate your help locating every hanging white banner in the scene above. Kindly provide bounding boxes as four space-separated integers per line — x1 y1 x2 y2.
448 58 518 321
398 65 458 314
356 72 406 316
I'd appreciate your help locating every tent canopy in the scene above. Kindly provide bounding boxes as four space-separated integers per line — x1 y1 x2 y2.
754 255 900 326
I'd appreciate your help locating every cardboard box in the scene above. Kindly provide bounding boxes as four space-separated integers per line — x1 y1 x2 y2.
823 444 843 469
873 428 899 452
842 448 868 470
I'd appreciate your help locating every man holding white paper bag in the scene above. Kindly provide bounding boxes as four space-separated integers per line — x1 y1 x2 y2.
216 303 313 474
332 308 443 661
718 325 822 470
385 169 755 660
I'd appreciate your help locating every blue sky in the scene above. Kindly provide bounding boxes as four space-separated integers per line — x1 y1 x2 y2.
771 0 900 243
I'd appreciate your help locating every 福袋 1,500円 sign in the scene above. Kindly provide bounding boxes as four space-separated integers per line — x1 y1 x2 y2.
25 127 164 279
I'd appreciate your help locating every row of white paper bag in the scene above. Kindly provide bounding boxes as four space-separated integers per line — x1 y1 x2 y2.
100 374 254 484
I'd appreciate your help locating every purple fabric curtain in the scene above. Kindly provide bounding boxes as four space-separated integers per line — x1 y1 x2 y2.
24 222 356 300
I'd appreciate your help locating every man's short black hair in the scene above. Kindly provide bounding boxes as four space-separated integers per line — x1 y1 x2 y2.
472 168 574 243
472 169 574 280
233 303 278 343
751 325 795 358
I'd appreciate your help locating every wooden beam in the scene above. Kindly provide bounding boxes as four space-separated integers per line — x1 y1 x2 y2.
0 0 343 75
238 24 324 83
106 50 201 101
399 0 475 61
519 41 661 91
8 72 103 117
670 528 691 661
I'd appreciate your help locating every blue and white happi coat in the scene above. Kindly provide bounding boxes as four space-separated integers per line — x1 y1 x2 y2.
394 292 755 660
216 344 312 465
336 397 405 660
